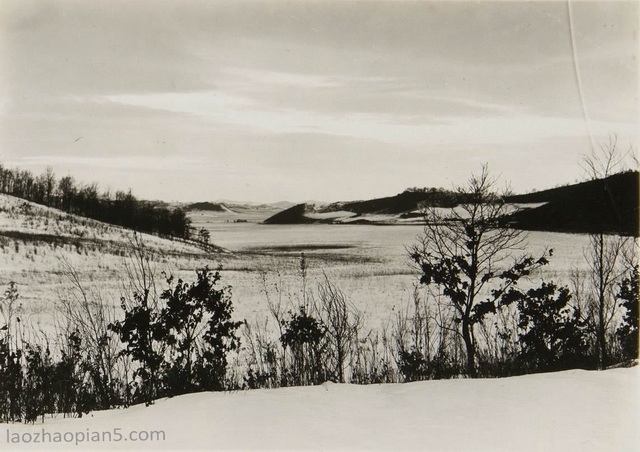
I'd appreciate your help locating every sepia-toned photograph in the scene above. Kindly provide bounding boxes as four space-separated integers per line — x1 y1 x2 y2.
0 0 638 450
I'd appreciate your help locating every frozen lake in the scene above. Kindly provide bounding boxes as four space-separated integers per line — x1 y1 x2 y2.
192 218 595 327
204 220 591 276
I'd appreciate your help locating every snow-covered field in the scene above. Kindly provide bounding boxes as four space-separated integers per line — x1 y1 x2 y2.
0 197 640 451
1 197 637 451
0 196 596 346
190 218 593 329
2 366 637 451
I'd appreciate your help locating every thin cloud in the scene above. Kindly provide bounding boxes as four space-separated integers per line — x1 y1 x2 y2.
105 89 636 150
1 0 637 202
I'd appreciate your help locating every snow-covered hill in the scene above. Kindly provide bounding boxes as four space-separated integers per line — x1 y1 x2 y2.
0 193 210 256
3 366 637 451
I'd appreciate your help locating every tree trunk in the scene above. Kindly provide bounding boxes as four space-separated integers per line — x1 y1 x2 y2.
336 343 344 383
596 233 607 369
462 318 476 377
598 284 607 369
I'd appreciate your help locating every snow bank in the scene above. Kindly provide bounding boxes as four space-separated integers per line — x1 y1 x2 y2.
2 367 638 451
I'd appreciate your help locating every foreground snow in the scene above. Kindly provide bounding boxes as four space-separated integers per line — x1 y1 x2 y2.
2 367 638 451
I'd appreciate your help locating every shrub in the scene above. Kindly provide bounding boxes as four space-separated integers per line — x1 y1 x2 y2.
514 283 591 373
280 306 327 386
0 338 23 422
398 348 428 382
316 275 362 383
616 266 638 361
110 265 242 402
241 320 280 389
22 344 55 423
158 266 243 394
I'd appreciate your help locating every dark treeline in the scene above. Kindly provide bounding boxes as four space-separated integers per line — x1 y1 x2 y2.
0 164 191 239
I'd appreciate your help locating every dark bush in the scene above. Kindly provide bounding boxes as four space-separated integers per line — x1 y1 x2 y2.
158 267 243 393
515 283 592 373
0 338 23 422
616 266 638 361
111 266 242 402
398 347 428 382
280 307 327 386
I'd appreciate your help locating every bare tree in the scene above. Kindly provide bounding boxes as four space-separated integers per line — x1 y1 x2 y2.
44 166 56 205
121 233 160 314
409 165 550 376
584 234 629 367
581 136 636 368
581 135 637 180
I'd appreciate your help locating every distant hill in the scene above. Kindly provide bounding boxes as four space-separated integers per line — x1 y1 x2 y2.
326 189 461 215
186 201 291 225
208 200 295 211
226 201 295 212
186 201 295 215
186 202 229 212
263 204 318 224
263 171 639 236
263 189 465 225
504 171 638 236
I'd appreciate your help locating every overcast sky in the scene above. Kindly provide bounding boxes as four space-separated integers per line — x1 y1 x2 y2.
1 0 637 203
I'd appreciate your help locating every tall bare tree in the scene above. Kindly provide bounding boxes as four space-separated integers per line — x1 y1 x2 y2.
581 135 637 180
581 136 636 368
409 166 550 376
584 233 629 367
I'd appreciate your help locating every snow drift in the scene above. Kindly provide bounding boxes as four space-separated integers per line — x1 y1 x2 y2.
2 366 637 451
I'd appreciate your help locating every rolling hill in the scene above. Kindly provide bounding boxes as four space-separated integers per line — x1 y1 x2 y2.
0 193 220 257
185 201 229 212
264 171 639 236
262 203 318 224
504 171 638 236
263 189 464 225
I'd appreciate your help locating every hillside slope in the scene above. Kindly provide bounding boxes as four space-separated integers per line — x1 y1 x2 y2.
0 193 227 334
264 172 639 236
262 190 466 225
2 366 637 451
0 193 219 256
185 201 229 212
262 203 323 224
329 189 460 215
505 171 638 236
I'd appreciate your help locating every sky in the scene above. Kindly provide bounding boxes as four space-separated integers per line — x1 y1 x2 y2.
0 0 638 203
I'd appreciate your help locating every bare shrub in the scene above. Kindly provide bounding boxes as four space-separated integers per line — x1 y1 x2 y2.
55 255 123 409
316 274 363 383
350 326 398 384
